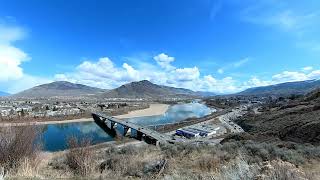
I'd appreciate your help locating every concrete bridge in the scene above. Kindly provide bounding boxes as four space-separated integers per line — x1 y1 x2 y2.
92 112 176 145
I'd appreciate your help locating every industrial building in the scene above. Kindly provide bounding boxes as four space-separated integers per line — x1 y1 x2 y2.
175 124 221 139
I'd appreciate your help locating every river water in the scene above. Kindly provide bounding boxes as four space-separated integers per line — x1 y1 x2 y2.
39 102 213 151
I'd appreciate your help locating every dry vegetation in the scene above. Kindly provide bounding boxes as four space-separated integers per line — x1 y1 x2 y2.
66 136 96 176
20 140 318 179
0 127 319 179
0 126 42 178
235 90 320 145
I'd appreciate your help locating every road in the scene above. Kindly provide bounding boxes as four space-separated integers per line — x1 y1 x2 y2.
218 105 248 134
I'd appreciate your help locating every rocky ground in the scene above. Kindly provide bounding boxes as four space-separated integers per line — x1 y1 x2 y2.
234 89 320 145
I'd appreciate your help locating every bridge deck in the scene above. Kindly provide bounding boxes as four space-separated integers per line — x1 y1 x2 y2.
93 112 172 142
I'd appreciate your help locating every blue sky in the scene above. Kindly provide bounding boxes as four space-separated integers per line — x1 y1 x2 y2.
0 0 320 93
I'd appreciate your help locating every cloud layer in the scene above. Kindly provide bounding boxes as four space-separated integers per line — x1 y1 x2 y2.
1 20 319 94
54 53 320 94
0 24 28 81
0 22 51 93
55 53 241 93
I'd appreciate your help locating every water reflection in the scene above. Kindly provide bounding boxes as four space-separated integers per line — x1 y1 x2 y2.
128 102 214 126
39 102 213 152
40 122 113 152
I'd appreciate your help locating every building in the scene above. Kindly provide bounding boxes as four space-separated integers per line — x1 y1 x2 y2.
176 124 221 138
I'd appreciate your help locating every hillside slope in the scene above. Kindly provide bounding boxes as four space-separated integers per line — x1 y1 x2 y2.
235 88 320 145
238 79 320 96
102 80 214 99
12 81 107 98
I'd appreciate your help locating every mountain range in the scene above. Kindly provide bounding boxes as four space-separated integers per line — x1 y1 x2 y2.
237 79 320 96
11 80 215 99
9 79 320 99
12 81 108 98
102 80 215 99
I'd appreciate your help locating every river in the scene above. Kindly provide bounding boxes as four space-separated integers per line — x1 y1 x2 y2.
38 102 214 151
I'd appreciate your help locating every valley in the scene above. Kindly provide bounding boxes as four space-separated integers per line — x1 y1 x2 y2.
1 80 320 179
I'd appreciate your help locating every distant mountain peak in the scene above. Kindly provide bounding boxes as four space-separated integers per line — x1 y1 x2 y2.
102 80 215 99
137 80 152 83
12 81 108 98
123 80 153 85
238 79 320 96
11 80 215 99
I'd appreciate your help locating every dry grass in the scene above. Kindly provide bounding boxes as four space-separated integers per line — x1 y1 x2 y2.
66 136 96 176
2 135 319 179
100 145 164 178
0 126 42 178
97 142 320 179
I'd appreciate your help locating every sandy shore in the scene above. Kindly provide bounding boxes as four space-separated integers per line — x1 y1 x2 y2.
115 104 169 119
0 104 170 127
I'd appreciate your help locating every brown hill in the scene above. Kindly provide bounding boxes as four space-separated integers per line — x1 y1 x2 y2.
237 79 320 97
12 81 108 98
101 80 215 99
234 88 320 145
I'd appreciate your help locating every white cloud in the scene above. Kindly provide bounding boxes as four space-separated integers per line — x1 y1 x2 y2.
244 77 271 87
7 75 52 93
302 66 313 72
0 23 29 81
216 57 250 74
308 70 320 79
0 21 52 94
233 57 249 68
202 75 238 93
54 53 320 95
272 71 309 83
173 67 200 82
153 53 175 71
243 68 320 90
55 54 244 94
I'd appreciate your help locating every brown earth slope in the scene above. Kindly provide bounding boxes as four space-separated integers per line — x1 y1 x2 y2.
235 89 320 145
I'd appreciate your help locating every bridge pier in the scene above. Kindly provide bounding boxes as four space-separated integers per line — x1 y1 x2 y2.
92 112 174 146
136 131 143 140
144 136 158 146
122 126 129 136
92 114 116 137
130 129 143 140
106 121 116 129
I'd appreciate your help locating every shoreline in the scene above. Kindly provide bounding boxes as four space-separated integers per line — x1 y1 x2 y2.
0 104 170 127
114 103 169 119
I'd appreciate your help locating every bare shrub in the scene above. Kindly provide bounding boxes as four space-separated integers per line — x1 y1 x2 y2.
196 154 221 172
100 145 163 178
217 156 261 180
0 126 41 174
223 141 310 165
15 157 42 177
66 136 96 176
261 160 309 180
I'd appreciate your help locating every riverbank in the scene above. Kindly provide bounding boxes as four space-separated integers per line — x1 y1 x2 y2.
114 103 169 119
0 104 170 127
